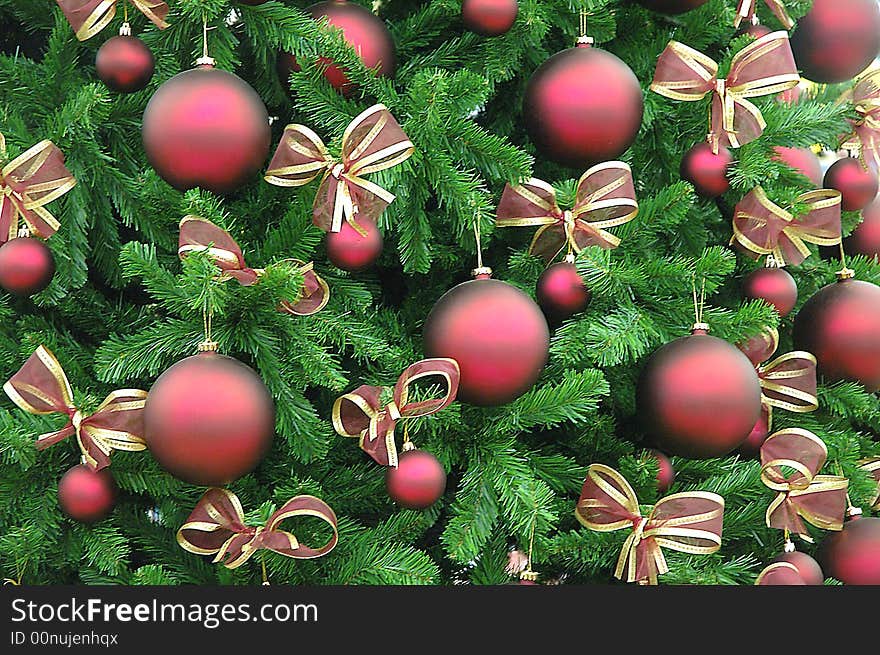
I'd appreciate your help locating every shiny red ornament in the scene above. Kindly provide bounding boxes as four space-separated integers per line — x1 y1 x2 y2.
844 196 880 259
773 146 823 187
636 329 763 459
0 237 55 296
385 449 446 509
742 266 798 317
821 516 880 585
58 464 116 523
423 277 550 406
649 449 675 493
142 65 271 195
680 142 732 198
535 261 591 320
636 0 709 13
823 158 879 212
144 350 275 486
461 0 518 36
96 35 154 93
790 0 880 84
325 216 383 271
739 411 770 457
774 550 824 585
523 42 643 169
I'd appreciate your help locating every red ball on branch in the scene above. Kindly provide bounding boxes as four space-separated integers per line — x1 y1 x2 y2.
58 465 116 523
680 142 732 198
461 0 518 36
535 261 591 320
772 146 823 187
742 266 798 317
844 196 880 260
821 516 880 585
774 550 824 585
96 35 154 93
325 216 383 271
0 237 55 296
385 449 446 509
823 158 879 212
738 411 770 458
648 449 675 493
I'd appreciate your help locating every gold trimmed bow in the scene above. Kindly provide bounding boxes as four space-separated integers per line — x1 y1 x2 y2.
265 104 414 234
332 358 460 467
55 0 169 41
177 488 338 570
495 162 638 262
734 0 793 30
859 458 880 511
3 345 146 470
575 464 724 585
840 71 880 171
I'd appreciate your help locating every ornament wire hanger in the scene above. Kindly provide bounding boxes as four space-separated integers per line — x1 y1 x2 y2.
197 13 216 66
692 274 708 331
472 213 492 278
577 9 594 46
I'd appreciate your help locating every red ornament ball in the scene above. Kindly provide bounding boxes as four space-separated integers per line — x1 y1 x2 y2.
844 196 880 259
385 449 446 509
636 329 762 459
738 411 770 457
740 23 773 40
793 275 880 391
742 266 798 318
325 216 383 271
680 142 733 198
535 261 591 320
757 562 807 585
523 43 643 169
774 550 824 585
823 158 879 212
58 465 116 523
649 449 675 493
461 0 518 36
144 351 275 486
636 0 709 13
96 35 154 93
423 277 550 406
773 146 823 187
0 237 55 296
142 65 270 195
821 516 880 585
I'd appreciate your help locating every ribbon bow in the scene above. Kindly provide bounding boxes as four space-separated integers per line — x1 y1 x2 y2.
840 71 880 172
177 488 338 570
3 346 147 470
178 216 329 316
651 32 800 151
265 104 414 234
575 464 724 585
859 458 880 511
734 1 793 30
761 428 849 539
0 134 76 243
332 359 460 467
730 187 841 267
495 162 638 262
56 0 169 41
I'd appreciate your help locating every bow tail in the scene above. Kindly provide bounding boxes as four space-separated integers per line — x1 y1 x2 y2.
0 192 18 241
358 421 398 467
213 532 262 569
766 493 810 539
528 224 569 262
34 424 76 451
76 428 113 471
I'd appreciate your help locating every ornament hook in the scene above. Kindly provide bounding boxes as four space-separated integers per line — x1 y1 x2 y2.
196 13 216 67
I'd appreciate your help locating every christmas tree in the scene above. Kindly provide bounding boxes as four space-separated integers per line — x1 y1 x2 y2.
1 0 879 587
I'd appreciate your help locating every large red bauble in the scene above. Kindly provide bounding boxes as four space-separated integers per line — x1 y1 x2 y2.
635 0 709 13
790 0 880 84
423 277 549 406
535 261 591 320
773 146 823 187
823 158 879 212
821 517 880 585
844 196 880 260
95 35 154 93
461 0 518 36
738 411 770 457
774 551 824 585
58 465 116 523
142 65 270 195
325 216 383 271
636 330 763 459
793 276 880 391
522 43 643 169
742 266 798 317
680 142 732 198
385 449 446 509
144 351 275 486
0 237 55 296
649 449 675 493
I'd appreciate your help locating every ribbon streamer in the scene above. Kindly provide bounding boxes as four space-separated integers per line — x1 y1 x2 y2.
495 162 638 262
651 31 799 151
265 104 414 234
760 429 848 539
840 71 880 171
859 458 880 510
734 0 793 30
332 359 460 467
3 346 146 470
177 488 338 570
575 464 724 585
55 0 169 41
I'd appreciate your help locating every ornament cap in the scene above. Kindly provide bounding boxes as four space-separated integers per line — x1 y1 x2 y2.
783 539 796 553
519 569 539 582
198 340 219 353
765 254 782 269
576 35 594 48
846 505 863 519
401 440 416 452
563 253 576 264
16 225 31 239
836 268 856 281
471 266 493 279
119 22 132 36
195 56 216 67
691 322 710 335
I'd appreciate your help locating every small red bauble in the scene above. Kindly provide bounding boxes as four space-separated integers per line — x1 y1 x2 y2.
142 65 270 195
423 277 550 406
635 0 709 13
649 449 675 493
742 266 798 317
144 350 275 486
522 43 643 169
844 196 880 259
95 35 154 93
325 217 383 271
680 142 733 198
772 146 823 187
636 329 763 459
823 158 879 212
0 237 55 296
461 0 518 36
738 412 770 457
774 550 824 585
790 0 880 84
385 449 446 509
535 261 591 320
757 563 807 585
821 516 880 585
740 23 772 40
58 465 116 523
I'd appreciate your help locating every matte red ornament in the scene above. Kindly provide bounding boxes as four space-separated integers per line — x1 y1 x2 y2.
58 464 116 523
649 449 675 493
461 0 518 36
739 411 770 457
773 146 823 187
680 142 732 198
385 449 446 509
144 351 275 486
821 516 880 585
423 277 550 406
844 196 880 260
325 216 383 271
636 0 709 13
96 35 154 93
740 23 772 40
823 158 879 212
0 237 55 296
636 329 763 459
142 65 270 195
756 562 807 585
535 261 591 320
742 266 798 317
790 0 880 84
774 550 824 585
522 42 643 169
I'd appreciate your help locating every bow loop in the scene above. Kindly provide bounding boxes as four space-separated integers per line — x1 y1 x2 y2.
859 458 880 511
840 71 880 170
55 0 169 41
734 0 794 30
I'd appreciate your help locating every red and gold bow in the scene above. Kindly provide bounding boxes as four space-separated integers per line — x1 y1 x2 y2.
734 0 793 30
0 134 76 243
575 464 724 585
265 104 414 234
755 561 804 585
178 216 329 316
332 359 460 467
730 187 841 267
840 71 880 172
859 458 880 511
495 162 638 262
651 32 800 151
3 346 146 470
177 488 338 570
55 0 169 41
761 429 849 539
